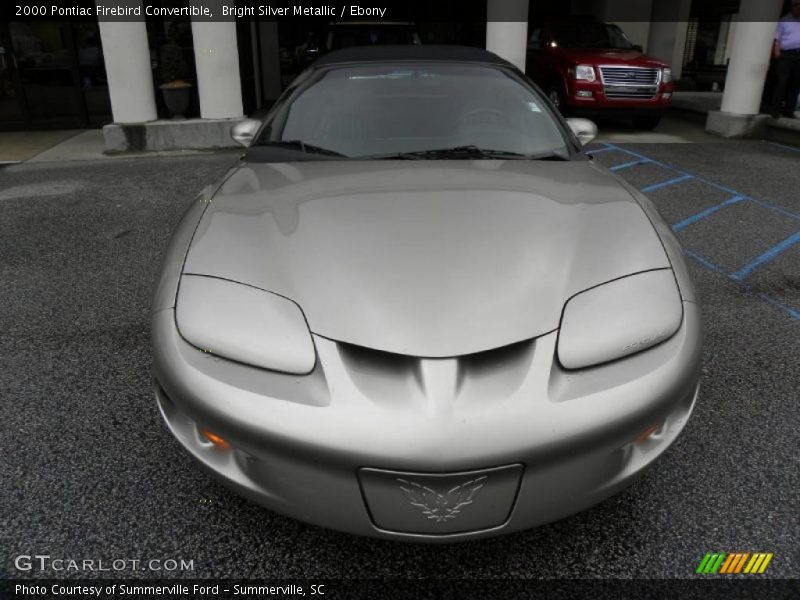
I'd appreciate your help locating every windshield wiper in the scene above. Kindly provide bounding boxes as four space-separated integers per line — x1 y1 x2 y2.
257 143 571 161
368 145 540 160
372 146 571 161
260 140 346 157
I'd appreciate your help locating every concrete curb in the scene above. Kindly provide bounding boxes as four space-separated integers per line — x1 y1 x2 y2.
103 118 247 152
706 111 769 138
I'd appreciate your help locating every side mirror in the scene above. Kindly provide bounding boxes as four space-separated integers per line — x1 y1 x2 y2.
230 118 261 147
632 44 643 53
566 118 598 146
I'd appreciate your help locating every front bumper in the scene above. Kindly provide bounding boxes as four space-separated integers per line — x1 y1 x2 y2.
564 79 673 117
152 302 702 541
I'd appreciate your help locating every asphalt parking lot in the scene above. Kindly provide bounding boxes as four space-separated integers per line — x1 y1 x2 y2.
1 138 798 581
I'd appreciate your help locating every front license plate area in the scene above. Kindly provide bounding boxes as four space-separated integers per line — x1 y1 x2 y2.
358 464 524 535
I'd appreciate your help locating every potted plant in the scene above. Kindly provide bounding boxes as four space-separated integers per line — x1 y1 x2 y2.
158 42 192 119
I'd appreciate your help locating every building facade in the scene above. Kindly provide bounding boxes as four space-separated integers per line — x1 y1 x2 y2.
0 0 793 144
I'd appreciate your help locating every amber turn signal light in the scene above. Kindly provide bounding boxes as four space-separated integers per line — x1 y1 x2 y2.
200 427 230 449
635 424 660 444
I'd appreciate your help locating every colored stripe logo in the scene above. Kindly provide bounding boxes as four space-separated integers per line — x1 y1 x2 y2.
696 552 773 574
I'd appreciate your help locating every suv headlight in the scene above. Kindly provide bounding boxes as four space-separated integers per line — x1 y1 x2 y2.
662 68 672 84
175 275 316 374
557 270 682 370
574 65 597 82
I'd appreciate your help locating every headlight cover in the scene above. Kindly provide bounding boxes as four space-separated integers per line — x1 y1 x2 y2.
662 68 672 84
175 275 315 374
575 65 597 82
558 269 682 370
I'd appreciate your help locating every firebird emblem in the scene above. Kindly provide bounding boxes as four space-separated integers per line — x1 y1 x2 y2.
397 476 487 522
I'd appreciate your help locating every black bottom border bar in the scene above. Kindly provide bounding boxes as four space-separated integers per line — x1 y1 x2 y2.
2 579 799 600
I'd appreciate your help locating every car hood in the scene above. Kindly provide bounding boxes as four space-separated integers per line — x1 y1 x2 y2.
183 160 670 357
556 48 668 68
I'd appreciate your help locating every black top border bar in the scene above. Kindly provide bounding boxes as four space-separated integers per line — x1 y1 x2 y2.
3 0 795 22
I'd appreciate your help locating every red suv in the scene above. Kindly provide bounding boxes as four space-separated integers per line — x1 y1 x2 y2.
526 19 673 130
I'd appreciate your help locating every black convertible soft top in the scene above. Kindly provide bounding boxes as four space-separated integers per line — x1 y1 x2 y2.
312 45 514 68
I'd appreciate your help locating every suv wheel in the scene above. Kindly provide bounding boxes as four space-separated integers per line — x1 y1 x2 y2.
547 85 567 115
632 116 661 130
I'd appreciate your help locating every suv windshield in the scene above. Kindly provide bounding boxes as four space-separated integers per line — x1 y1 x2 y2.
328 25 421 50
257 63 570 159
550 22 634 49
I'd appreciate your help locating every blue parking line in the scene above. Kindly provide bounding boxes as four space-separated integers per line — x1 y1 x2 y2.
601 143 678 168
684 250 726 275
766 141 800 154
641 174 694 193
602 142 800 221
684 250 800 322
730 231 800 281
586 147 615 155
758 294 800 321
598 140 800 323
609 159 649 172
672 195 746 232
748 198 800 222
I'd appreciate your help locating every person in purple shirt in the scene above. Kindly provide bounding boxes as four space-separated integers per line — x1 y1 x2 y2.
771 0 800 118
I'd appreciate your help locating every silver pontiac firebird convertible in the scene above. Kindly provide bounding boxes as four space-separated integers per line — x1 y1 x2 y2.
152 46 702 541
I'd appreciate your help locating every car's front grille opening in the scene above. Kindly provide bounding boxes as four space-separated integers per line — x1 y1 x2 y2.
599 66 660 85
599 66 660 100
603 89 659 100
336 339 535 409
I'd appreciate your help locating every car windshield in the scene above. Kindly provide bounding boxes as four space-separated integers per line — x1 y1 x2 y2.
551 22 634 49
257 63 570 159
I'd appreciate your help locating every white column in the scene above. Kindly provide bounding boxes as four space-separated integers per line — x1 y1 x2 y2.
97 17 157 123
191 20 244 119
719 0 783 115
486 0 528 71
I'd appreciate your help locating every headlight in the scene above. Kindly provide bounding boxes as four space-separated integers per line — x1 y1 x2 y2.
574 65 597 82
175 275 316 374
557 270 682 370
662 68 672 84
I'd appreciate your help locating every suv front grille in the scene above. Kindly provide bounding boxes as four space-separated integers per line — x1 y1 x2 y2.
598 66 660 100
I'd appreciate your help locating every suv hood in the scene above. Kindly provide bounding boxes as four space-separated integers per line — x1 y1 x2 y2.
556 47 668 68
183 160 670 357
